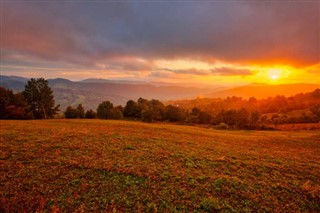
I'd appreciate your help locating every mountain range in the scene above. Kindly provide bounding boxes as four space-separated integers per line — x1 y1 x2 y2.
1 75 319 111
0 76 211 110
208 83 320 99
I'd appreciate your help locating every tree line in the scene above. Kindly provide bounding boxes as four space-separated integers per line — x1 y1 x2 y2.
167 89 320 115
1 78 319 129
64 96 320 129
1 78 59 119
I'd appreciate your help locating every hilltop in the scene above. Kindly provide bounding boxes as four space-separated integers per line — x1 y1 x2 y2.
0 75 211 110
1 75 319 111
208 83 320 99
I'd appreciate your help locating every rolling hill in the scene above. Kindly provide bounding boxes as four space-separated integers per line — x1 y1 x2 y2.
207 83 319 99
1 75 319 111
0 75 211 110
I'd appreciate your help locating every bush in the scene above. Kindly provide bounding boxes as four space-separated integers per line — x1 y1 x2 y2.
215 122 228 130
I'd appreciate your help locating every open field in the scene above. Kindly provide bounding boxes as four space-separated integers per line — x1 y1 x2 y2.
1 120 319 212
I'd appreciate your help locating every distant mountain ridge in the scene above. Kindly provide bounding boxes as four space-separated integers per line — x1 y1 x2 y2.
0 75 29 82
1 75 318 111
208 83 320 99
0 75 211 110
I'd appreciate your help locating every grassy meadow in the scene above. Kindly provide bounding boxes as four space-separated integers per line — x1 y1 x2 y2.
0 119 319 212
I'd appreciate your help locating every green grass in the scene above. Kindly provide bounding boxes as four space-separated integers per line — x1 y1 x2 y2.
0 119 319 212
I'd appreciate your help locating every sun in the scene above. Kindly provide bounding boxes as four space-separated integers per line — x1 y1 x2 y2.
254 66 292 84
267 69 282 80
270 75 279 80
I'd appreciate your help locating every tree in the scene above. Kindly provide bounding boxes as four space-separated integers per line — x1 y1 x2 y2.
97 101 114 119
249 111 260 129
137 97 149 117
235 108 249 129
141 99 165 122
164 105 185 122
1 87 16 119
310 104 320 122
124 100 140 117
64 106 78 118
198 111 212 124
23 78 59 119
85 109 97 119
191 107 201 116
186 107 201 123
77 104 85 118
110 107 124 119
271 114 280 126
0 87 29 119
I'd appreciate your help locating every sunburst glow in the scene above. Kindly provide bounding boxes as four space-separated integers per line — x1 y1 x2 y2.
268 69 282 80
253 66 293 84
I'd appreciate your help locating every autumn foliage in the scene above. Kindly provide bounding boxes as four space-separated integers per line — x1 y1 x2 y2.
1 79 319 130
62 89 320 130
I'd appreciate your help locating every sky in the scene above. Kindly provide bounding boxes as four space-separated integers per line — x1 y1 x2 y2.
1 1 319 86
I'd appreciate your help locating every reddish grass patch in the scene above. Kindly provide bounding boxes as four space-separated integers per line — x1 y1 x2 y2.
0 119 319 212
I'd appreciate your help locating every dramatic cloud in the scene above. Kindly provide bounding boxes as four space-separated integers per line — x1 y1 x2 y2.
306 64 320 74
210 67 253 76
1 1 319 80
159 68 210 76
95 57 155 71
158 67 253 76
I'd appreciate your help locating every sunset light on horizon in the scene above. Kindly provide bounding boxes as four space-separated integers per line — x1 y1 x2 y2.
1 1 319 86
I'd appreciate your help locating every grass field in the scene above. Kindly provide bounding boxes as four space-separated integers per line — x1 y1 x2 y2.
1 119 319 212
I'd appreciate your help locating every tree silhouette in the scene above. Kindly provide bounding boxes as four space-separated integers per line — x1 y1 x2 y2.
0 87 28 119
164 105 185 122
249 111 261 128
141 99 165 122
64 106 78 118
310 104 320 122
77 104 85 118
124 100 140 117
85 109 97 119
23 78 59 119
97 101 123 119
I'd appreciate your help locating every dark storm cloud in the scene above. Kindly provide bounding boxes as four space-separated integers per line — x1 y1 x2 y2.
2 1 319 71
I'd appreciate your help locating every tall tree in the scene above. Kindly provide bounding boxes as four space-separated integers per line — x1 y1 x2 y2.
124 100 140 117
249 111 261 129
77 104 85 118
23 78 59 119
97 101 114 119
